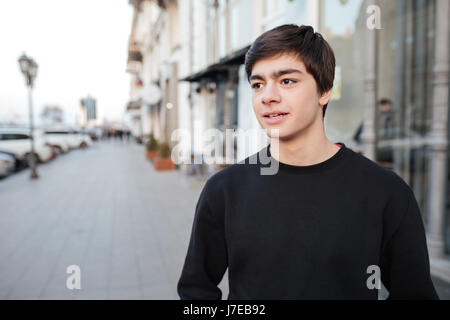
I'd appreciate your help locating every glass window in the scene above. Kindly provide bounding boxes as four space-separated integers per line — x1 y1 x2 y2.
318 0 366 147
216 80 225 128
208 0 218 63
320 0 446 253
218 0 227 11
3 133 29 140
219 11 227 58
264 0 286 18
231 84 238 127
229 0 254 51
376 0 437 231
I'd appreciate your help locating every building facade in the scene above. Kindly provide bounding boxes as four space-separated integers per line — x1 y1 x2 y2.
79 95 98 128
126 0 450 280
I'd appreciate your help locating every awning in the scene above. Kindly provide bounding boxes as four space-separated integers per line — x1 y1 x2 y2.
128 50 143 63
179 45 250 82
126 98 142 110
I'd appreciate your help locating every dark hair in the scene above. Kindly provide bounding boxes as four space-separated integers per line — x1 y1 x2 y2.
245 24 335 119
379 98 393 106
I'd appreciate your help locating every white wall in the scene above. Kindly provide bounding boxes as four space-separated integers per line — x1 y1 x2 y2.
192 0 208 74
262 0 312 31
230 0 254 52
237 64 268 161
175 0 195 158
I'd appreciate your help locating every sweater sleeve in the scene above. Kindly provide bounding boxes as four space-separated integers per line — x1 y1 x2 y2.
177 179 228 300
380 189 439 300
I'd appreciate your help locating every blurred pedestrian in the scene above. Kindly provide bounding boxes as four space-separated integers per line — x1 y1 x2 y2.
353 98 394 145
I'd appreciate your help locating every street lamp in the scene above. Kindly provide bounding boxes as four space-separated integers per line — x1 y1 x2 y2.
18 52 39 179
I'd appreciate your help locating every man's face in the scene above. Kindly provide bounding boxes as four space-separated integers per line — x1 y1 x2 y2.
379 102 392 112
250 53 331 140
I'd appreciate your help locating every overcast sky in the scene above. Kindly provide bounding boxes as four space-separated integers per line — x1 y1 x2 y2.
0 0 133 126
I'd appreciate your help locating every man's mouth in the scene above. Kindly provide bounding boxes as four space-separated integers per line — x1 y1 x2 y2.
262 112 290 125
263 112 289 118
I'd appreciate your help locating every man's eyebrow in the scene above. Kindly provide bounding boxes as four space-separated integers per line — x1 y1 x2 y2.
249 69 303 81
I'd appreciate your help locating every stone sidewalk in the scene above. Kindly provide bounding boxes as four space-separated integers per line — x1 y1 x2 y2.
0 140 228 299
0 140 448 299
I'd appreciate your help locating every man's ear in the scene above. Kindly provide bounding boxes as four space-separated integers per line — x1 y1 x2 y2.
319 89 332 106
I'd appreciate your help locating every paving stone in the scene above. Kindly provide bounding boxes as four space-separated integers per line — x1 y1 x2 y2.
1 140 449 300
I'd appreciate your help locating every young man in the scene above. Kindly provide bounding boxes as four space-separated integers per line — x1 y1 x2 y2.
177 24 438 300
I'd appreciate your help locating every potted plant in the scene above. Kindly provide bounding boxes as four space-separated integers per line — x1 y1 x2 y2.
154 142 177 171
146 134 159 160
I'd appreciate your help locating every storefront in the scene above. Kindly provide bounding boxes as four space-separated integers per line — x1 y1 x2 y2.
318 0 449 262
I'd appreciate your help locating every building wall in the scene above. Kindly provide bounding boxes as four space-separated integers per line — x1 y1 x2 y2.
127 0 450 275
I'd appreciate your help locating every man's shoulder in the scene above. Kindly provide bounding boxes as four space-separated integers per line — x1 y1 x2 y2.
202 152 261 193
347 148 412 196
206 161 253 185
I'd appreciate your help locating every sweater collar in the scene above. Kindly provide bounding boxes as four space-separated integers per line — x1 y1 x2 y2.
260 142 349 174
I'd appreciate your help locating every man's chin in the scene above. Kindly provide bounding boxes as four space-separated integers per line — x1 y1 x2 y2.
264 127 282 139
265 127 303 142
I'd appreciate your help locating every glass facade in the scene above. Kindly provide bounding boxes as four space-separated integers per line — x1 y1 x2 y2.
376 0 437 225
320 0 449 253
319 0 366 148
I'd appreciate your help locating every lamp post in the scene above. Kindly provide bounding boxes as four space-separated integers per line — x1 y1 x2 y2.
18 52 39 179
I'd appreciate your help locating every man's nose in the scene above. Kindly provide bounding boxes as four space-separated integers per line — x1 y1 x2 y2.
261 83 281 105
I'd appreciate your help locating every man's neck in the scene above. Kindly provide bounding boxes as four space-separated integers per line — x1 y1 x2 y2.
269 125 340 167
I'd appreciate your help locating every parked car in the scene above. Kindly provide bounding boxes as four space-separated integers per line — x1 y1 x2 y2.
47 144 59 160
45 129 93 149
44 131 70 153
0 128 53 165
75 130 93 148
0 151 15 178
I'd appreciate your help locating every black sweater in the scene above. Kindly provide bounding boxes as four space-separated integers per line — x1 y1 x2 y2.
177 143 439 300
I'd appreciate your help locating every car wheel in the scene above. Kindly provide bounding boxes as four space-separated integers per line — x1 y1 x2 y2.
80 142 87 148
55 146 64 154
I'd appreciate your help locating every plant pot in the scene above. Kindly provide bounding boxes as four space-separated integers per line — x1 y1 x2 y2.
146 151 159 159
154 157 177 171
216 164 229 171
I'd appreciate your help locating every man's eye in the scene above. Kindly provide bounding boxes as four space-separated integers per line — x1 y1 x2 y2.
251 83 262 89
282 79 296 85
